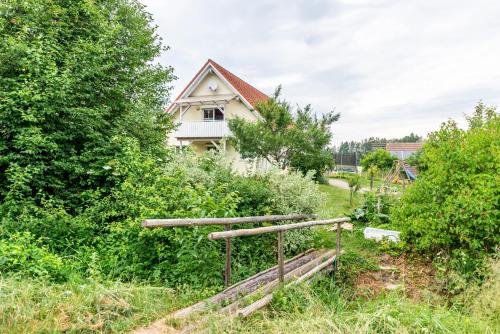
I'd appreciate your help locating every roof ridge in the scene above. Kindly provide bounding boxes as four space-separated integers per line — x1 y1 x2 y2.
167 59 268 112
207 59 268 98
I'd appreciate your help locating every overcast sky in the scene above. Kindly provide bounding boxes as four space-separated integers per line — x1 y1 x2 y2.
142 0 500 144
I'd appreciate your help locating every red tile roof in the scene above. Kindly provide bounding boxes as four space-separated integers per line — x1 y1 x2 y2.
386 142 424 151
167 59 268 112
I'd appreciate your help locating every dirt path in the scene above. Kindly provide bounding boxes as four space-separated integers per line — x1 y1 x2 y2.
328 178 370 193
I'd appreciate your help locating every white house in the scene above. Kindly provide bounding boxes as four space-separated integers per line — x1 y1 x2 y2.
167 59 270 172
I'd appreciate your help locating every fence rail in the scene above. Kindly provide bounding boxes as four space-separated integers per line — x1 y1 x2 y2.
142 214 349 286
142 213 315 228
208 217 350 240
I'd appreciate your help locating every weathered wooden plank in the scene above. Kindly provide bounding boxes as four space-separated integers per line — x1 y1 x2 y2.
170 250 326 319
237 252 341 318
208 217 351 240
219 250 336 314
277 231 284 283
224 225 232 287
142 213 315 228
336 222 341 271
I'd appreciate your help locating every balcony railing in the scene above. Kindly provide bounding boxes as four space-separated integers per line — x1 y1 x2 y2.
174 120 231 139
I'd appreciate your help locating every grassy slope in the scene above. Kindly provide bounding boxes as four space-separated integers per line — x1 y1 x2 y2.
0 277 213 333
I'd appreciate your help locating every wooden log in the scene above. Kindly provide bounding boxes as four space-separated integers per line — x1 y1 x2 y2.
208 217 351 240
170 250 325 319
277 231 284 283
294 252 343 284
225 249 315 292
236 253 340 318
142 213 316 228
220 250 335 314
237 294 273 318
225 224 232 287
336 221 341 271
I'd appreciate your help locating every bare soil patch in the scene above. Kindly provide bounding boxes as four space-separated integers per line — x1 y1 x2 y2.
355 253 435 300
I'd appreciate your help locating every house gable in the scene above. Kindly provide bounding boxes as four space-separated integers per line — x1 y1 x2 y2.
167 59 268 119
189 72 233 97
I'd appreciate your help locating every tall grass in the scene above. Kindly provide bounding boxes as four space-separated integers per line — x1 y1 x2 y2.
0 276 206 333
205 278 497 334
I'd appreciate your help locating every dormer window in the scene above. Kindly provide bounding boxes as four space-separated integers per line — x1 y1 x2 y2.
203 107 224 121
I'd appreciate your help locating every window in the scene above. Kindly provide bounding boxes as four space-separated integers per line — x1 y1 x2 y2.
203 107 224 121
206 143 218 151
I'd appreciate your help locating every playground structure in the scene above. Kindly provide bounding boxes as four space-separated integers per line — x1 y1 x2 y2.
383 160 417 191
135 214 351 333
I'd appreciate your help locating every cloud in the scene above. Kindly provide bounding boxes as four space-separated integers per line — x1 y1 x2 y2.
142 0 500 144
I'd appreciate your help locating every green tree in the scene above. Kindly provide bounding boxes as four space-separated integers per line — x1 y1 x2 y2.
361 149 396 171
228 87 339 177
0 0 175 209
393 103 499 278
395 132 422 143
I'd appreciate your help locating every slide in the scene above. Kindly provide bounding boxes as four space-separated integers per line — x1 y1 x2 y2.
404 165 417 181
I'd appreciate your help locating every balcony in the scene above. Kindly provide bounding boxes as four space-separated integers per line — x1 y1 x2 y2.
174 121 231 139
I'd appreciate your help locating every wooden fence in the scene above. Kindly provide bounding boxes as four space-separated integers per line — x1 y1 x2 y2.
142 214 350 286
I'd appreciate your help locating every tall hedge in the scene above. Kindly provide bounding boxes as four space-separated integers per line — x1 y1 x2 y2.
0 0 175 209
394 103 499 275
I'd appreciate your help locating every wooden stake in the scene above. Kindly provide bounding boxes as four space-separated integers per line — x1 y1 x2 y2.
277 231 284 283
335 221 341 271
225 225 232 287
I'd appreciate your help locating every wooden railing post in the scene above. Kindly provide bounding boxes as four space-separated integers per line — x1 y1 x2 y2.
335 221 341 271
277 231 285 283
224 224 232 287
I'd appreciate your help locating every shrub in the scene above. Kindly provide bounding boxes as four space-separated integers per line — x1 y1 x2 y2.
393 104 499 278
0 232 65 280
353 192 396 225
0 0 175 211
1 145 324 287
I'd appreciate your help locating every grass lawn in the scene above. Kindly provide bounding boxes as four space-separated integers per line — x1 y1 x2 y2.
317 184 362 219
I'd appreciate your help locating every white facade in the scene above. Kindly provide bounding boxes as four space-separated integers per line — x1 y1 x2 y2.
167 60 269 172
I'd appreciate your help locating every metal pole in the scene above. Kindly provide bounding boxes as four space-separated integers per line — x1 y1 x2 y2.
224 225 232 287
277 231 285 283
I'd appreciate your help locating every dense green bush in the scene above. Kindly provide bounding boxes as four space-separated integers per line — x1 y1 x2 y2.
0 0 174 210
1 143 324 286
0 232 65 280
393 104 499 278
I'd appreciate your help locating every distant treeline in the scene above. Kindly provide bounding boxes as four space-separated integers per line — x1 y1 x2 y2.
333 133 422 154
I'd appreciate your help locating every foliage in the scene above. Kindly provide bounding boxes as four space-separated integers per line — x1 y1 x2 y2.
405 149 423 169
366 165 379 189
0 232 65 280
360 148 396 171
228 86 339 178
335 132 422 154
393 103 499 279
1 145 324 286
0 0 175 210
347 174 361 207
353 192 397 225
